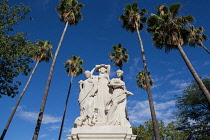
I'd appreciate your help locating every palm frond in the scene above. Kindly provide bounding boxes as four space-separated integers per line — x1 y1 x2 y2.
57 0 84 25
136 71 154 91
120 2 147 32
65 55 84 77
170 3 181 17
109 43 129 68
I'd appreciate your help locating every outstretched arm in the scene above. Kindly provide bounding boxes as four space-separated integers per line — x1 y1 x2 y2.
91 66 97 75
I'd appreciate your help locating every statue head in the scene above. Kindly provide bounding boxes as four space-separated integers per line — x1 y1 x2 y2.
116 70 123 78
99 67 107 74
95 64 108 74
84 70 91 78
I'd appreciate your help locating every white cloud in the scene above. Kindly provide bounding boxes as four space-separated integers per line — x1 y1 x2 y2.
170 79 189 89
63 127 71 134
127 57 141 79
17 106 61 124
47 125 60 131
39 134 48 138
128 100 176 125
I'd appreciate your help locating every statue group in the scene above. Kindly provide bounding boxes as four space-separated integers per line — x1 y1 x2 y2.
74 64 133 128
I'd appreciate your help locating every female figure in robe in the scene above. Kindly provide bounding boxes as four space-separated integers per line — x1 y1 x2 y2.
77 70 97 126
91 64 111 124
106 70 132 127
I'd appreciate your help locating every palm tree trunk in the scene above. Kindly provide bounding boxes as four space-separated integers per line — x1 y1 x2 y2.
32 21 69 140
177 44 210 104
201 44 210 54
119 65 124 81
136 27 160 140
58 76 73 140
0 60 39 140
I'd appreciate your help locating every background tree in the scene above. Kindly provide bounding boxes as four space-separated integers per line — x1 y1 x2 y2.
0 0 33 98
175 76 210 139
0 40 53 140
133 120 187 140
136 71 153 90
147 3 210 105
109 43 129 71
188 25 210 54
58 55 84 140
32 0 84 139
120 2 160 139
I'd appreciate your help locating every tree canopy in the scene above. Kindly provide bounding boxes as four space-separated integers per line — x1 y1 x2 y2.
133 120 187 140
175 76 210 139
57 0 84 25
120 2 147 33
0 0 33 98
136 71 153 91
64 55 84 77
147 3 194 52
109 43 129 70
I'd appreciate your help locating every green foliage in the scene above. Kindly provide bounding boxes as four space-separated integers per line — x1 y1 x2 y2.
0 0 33 98
136 70 153 91
133 120 187 140
33 40 53 62
175 76 210 139
120 2 147 33
188 25 208 48
64 55 84 77
109 43 129 70
147 3 194 53
57 0 84 25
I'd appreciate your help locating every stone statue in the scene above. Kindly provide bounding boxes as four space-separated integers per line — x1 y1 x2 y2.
74 65 133 128
106 70 133 127
91 64 111 124
75 71 97 127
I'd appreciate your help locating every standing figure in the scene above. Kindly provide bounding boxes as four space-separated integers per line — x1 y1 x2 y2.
91 64 111 124
76 70 97 127
106 70 133 127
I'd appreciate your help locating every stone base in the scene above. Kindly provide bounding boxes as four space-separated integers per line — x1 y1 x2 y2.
67 126 136 140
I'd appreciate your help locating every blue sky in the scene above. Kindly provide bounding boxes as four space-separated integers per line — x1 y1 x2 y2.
1 0 210 140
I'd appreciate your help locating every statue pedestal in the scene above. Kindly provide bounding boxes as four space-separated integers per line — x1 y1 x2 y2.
67 126 136 140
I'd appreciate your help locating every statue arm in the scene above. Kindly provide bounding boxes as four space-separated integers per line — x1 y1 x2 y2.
109 79 124 87
78 80 83 90
124 85 134 95
91 67 96 75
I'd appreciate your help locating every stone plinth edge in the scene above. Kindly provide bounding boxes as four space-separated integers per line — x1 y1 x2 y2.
67 126 136 140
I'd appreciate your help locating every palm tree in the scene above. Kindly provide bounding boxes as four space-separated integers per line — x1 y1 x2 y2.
147 3 210 105
32 0 84 139
120 2 160 139
188 25 210 54
0 40 53 140
58 55 84 140
136 70 153 90
109 43 129 70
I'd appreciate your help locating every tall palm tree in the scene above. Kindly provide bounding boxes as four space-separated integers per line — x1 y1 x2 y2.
147 3 210 105
136 70 153 90
0 40 53 140
188 25 210 54
32 0 84 139
58 56 84 140
120 2 160 139
109 43 129 70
